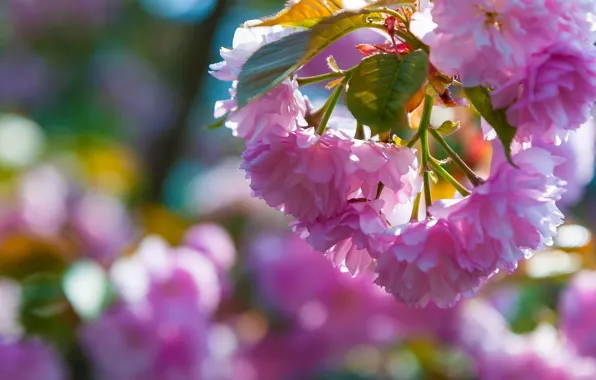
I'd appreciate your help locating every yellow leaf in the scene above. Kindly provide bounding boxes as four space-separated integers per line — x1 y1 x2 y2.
256 0 345 28
325 77 345 89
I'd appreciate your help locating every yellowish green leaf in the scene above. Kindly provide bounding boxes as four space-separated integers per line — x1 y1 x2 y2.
255 0 344 28
237 10 384 107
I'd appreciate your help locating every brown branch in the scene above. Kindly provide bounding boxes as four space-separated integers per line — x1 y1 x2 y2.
145 0 232 202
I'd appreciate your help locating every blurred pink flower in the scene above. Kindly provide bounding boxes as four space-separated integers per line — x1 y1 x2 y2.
242 127 357 223
533 120 596 207
245 232 464 379
9 0 119 33
183 223 236 272
0 339 66 380
71 192 133 267
81 235 221 380
110 236 222 316
81 302 208 380
491 39 596 144
560 271 596 359
457 301 596 379
426 0 557 86
430 147 564 274
374 219 492 308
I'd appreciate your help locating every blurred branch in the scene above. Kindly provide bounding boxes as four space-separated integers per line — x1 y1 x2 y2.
146 0 232 202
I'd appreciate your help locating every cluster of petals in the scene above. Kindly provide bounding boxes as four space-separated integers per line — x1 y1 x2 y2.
422 0 596 144
431 146 564 274
241 127 357 222
374 219 492 308
241 122 422 275
210 26 307 144
425 0 558 87
490 39 596 144
374 146 563 307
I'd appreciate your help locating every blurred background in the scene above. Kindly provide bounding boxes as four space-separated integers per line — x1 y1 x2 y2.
1 0 596 379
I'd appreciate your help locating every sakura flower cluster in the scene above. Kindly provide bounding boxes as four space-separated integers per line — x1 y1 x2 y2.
424 0 596 144
210 0 595 309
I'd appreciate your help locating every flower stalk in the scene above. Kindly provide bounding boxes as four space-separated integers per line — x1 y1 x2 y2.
419 95 434 214
429 129 484 187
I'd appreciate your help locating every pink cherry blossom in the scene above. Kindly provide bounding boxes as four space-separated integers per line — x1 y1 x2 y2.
426 0 558 86
351 140 422 201
546 0 596 42
241 127 358 222
374 219 492 308
0 339 66 380
293 200 387 275
430 147 564 274
220 78 307 144
491 39 596 144
210 26 307 143
209 25 291 82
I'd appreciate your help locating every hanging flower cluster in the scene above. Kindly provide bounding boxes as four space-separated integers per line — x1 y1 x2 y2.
210 0 596 308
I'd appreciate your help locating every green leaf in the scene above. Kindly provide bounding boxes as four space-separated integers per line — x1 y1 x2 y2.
346 50 429 136
464 86 517 164
254 0 344 28
237 11 384 107
435 120 460 136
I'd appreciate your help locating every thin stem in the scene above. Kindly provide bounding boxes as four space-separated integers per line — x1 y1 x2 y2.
297 71 344 87
419 95 434 214
429 129 484 187
355 121 365 140
429 159 472 197
406 133 420 148
316 75 350 135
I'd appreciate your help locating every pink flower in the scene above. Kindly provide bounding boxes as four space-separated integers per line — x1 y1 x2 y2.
210 26 307 143
210 26 291 82
221 78 307 144
491 39 596 144
546 0 596 41
241 127 357 222
293 200 387 276
560 271 596 359
426 0 558 86
0 339 66 380
430 147 564 274
374 219 492 308
351 140 421 201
